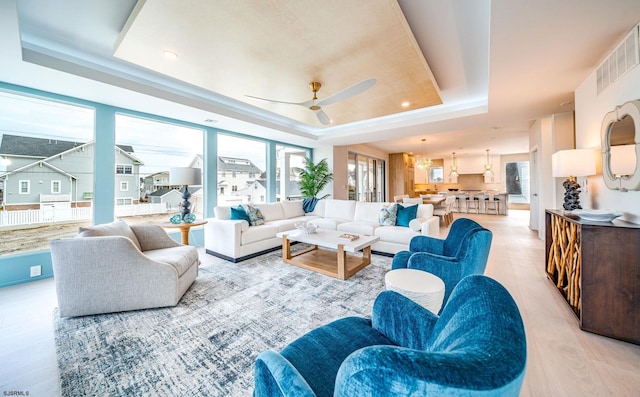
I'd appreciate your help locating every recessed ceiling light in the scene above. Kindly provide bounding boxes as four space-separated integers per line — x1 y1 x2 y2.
163 50 178 60
401 101 410 107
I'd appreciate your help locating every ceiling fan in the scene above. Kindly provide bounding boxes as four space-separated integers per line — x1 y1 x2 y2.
246 78 376 125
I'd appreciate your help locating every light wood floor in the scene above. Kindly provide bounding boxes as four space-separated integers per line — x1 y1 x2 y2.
1 210 639 396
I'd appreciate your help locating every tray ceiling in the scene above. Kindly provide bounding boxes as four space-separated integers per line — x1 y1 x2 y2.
114 0 442 127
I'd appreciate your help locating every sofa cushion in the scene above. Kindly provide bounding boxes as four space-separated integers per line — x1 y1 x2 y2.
324 199 356 221
241 204 266 226
214 206 231 220
396 204 419 227
281 201 305 219
257 202 284 222
144 245 197 276
310 217 345 230
78 219 142 251
375 225 418 244
378 203 398 226
337 221 379 236
354 202 385 222
241 224 279 245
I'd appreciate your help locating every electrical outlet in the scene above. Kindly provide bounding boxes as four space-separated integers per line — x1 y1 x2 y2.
30 265 42 277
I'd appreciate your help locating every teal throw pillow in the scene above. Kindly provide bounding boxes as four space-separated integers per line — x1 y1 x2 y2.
230 205 251 223
378 203 398 226
241 204 265 226
396 204 418 227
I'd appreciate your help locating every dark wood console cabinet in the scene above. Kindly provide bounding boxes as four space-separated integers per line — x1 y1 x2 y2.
545 209 640 345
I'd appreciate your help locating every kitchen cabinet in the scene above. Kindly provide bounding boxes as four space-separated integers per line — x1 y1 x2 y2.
389 153 415 198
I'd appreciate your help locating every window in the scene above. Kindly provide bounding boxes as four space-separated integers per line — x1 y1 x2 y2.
115 114 204 220
276 145 307 201
51 180 61 194
505 161 530 204
218 134 266 205
0 90 94 257
116 164 133 174
347 152 385 202
19 180 30 194
429 167 444 183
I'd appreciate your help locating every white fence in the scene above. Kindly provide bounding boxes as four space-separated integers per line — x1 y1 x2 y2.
0 203 168 227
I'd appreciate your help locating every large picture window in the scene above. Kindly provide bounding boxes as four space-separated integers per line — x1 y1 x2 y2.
217 134 266 205
115 114 204 219
0 90 95 256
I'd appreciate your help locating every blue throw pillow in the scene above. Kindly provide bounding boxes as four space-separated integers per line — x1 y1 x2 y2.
396 204 418 227
230 205 251 223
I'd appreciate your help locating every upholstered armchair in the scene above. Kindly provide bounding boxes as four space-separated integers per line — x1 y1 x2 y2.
254 275 527 397
50 219 199 317
391 217 492 306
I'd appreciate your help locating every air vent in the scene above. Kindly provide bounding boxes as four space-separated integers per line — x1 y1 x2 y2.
597 24 639 94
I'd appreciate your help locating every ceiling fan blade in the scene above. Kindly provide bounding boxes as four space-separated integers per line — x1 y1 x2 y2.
314 109 331 125
316 78 376 107
245 95 307 107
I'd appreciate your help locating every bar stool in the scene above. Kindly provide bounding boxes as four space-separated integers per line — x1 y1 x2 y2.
465 193 479 214
485 195 500 215
452 196 461 213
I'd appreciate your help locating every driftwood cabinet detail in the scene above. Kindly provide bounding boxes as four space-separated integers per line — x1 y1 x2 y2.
545 210 640 345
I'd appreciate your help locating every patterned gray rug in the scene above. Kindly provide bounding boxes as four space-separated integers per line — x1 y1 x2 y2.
54 250 391 396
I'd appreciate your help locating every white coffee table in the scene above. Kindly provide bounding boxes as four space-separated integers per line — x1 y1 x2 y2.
385 268 445 313
276 229 380 280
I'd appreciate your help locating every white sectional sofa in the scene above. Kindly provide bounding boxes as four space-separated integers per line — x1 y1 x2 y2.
204 199 440 262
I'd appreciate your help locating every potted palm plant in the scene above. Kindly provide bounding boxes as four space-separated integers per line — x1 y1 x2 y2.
295 157 334 212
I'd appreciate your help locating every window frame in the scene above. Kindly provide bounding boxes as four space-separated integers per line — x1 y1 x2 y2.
19 180 30 194
51 180 61 194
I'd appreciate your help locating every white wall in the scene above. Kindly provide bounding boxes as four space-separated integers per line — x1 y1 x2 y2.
575 46 640 224
528 112 577 237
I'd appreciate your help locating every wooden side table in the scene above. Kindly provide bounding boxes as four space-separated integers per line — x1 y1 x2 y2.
162 220 207 245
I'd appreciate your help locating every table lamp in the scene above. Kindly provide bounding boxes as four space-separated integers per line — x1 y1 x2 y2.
169 167 202 221
552 149 595 211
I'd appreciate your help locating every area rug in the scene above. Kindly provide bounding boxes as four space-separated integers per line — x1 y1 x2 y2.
54 250 392 396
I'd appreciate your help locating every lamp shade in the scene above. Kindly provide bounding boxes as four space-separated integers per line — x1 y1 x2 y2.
552 149 596 177
610 144 636 176
169 167 201 186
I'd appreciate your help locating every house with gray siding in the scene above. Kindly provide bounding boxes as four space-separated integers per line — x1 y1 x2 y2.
0 134 143 210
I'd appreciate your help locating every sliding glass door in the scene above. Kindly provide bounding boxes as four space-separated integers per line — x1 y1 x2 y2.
348 152 385 202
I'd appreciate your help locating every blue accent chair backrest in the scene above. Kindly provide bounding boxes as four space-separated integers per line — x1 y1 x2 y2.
391 218 493 307
253 275 527 397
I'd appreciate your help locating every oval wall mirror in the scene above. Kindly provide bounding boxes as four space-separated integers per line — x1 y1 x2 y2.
601 100 640 191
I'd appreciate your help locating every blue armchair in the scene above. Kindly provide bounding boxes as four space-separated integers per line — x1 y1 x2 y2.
391 218 492 306
254 275 527 397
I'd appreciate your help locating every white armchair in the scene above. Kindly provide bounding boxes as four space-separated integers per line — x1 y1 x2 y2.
50 220 199 317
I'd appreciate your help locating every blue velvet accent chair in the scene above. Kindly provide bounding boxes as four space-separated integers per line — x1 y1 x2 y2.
253 275 527 397
391 217 493 307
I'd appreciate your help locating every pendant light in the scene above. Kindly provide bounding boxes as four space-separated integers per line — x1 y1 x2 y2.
483 149 493 177
450 152 459 177
415 139 432 170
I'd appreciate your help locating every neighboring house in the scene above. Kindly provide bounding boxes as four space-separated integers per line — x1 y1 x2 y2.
217 156 262 200
0 134 143 210
142 171 171 199
147 187 202 215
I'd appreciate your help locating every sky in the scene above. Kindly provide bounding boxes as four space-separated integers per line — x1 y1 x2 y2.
0 90 269 175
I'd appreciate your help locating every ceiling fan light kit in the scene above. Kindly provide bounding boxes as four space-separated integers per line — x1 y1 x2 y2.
245 78 376 125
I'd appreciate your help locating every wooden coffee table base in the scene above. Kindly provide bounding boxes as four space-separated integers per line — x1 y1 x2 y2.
281 236 372 280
